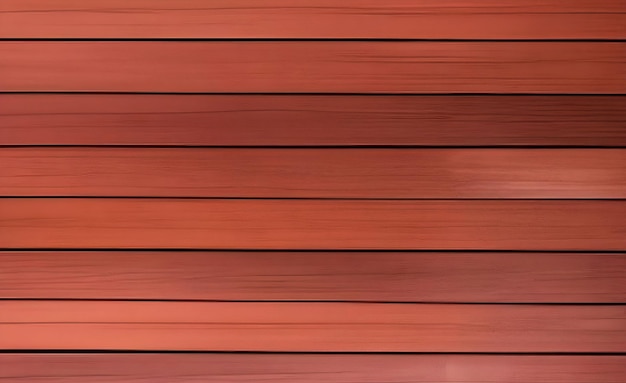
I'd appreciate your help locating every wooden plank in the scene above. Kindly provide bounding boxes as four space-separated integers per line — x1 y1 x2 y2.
2 148 625 198
1 42 624 93
2 251 624 303
1 301 624 352
1 0 625 39
1 354 625 383
0 199 624 250
3 95 625 147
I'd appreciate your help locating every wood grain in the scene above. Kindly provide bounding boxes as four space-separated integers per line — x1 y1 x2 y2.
1 199 625 250
2 0 625 39
1 354 625 383
2 251 624 303
1 301 624 351
3 95 625 147
2 42 624 93
2 148 625 198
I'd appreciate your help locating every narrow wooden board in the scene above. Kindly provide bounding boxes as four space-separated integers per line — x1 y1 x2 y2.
2 42 624 93
3 95 625 147
2 0 625 39
2 148 625 198
1 199 625 250
1 354 625 383
2 251 624 303
1 301 624 351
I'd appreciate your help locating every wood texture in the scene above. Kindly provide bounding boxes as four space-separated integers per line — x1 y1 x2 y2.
1 199 625 250
3 95 625 147
3 0 625 374
1 301 624 351
2 148 625 198
2 354 625 383
2 42 624 93
2 0 625 39
2 251 624 303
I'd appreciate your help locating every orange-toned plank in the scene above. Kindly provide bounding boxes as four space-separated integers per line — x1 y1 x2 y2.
2 251 624 303
2 148 626 198
1 0 624 39
2 95 625 147
0 199 624 250
1 354 625 383
0 301 624 352
2 42 624 93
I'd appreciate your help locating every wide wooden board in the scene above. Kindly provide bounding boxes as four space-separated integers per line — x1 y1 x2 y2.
1 301 624 351
2 148 625 198
2 251 624 303
1 354 625 382
2 0 625 39
3 95 625 147
1 199 624 250
2 42 624 93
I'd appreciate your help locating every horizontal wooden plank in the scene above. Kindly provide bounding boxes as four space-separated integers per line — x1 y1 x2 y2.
2 95 625 147
2 148 625 198
2 42 624 93
2 0 625 39
2 251 624 303
1 199 624 250
1 302 624 352
2 354 625 383
3 95 625 147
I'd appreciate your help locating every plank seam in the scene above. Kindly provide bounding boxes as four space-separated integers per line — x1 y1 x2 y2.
2 92 626 96
3 145 626 149
1 196 625 201
1 350 625 355
1 248 624 253
0 298 623 305
1 38 625 42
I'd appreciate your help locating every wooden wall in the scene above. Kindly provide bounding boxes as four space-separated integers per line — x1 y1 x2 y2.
1 1 625 381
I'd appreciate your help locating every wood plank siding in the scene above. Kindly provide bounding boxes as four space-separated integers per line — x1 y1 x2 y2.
2 95 625 147
1 0 625 39
1 199 625 250
0 0 624 381
1 251 624 302
1 354 625 383
2 42 624 93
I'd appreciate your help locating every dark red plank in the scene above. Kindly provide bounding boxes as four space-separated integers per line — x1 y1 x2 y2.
2 148 626 198
1 199 624 250
1 0 625 39
2 251 624 303
1 301 624 351
2 95 625 147
1 354 625 382
2 42 623 93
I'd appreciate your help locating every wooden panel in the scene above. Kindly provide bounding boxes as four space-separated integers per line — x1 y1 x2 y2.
2 42 624 93
2 0 625 39
1 199 625 250
2 148 625 198
2 95 625 147
1 301 624 351
1 354 625 383
2 251 624 303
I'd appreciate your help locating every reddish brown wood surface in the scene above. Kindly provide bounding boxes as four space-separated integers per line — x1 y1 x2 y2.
1 301 624 351
2 95 625 147
2 0 624 374
2 0 625 39
2 42 624 93
2 148 625 198
2 251 624 303
1 354 625 383
1 199 624 250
